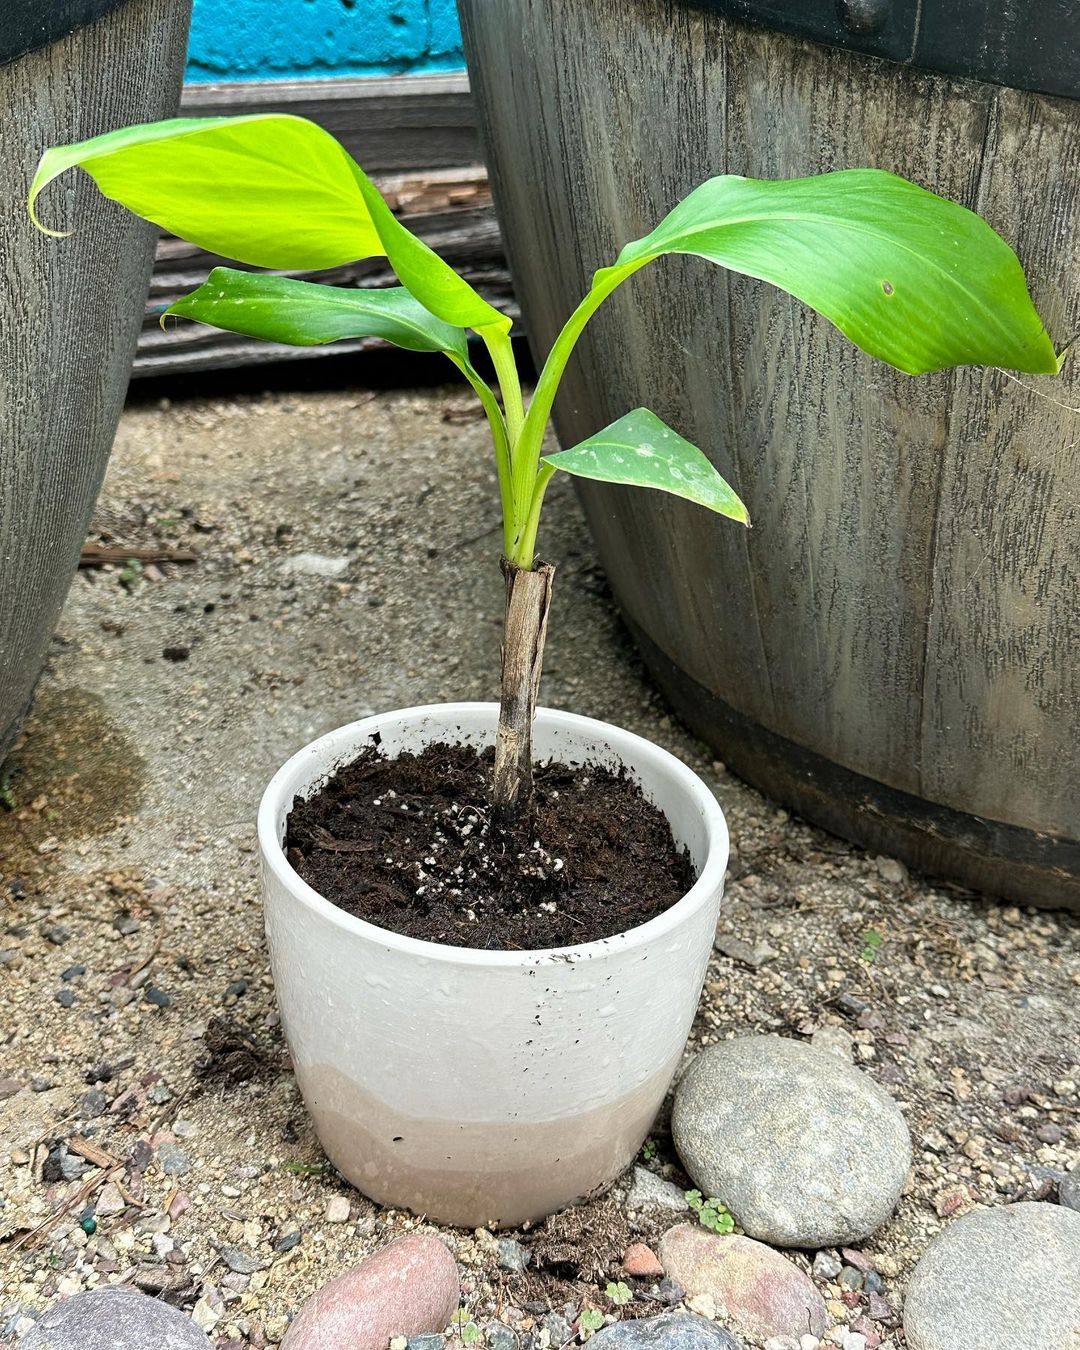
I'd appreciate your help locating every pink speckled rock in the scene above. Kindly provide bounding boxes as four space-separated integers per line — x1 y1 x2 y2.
282 1234 459 1350
659 1225 827 1343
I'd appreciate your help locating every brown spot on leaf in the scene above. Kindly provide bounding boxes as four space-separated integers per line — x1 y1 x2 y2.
882 280 895 295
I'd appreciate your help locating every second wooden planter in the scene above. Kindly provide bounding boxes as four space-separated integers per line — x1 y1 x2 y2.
459 0 1080 909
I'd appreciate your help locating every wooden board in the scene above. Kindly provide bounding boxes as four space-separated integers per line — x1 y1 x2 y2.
458 0 1080 905
132 74 513 377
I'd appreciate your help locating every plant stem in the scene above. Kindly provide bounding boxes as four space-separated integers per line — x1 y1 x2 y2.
507 463 556 571
492 559 555 826
512 258 648 530
451 355 515 555
484 327 525 449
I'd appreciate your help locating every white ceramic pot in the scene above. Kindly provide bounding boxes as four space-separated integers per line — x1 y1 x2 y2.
258 703 728 1228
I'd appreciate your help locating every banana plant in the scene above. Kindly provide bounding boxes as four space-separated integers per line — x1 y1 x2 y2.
30 115 1060 825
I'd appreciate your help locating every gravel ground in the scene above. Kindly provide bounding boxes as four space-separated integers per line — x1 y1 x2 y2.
1 380 1077 1347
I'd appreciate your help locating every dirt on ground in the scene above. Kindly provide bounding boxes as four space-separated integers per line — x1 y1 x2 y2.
0 381 1077 1346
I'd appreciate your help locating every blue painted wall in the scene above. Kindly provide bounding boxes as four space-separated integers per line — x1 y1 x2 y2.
186 0 465 83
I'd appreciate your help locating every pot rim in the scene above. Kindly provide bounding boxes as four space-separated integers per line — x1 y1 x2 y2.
257 701 728 967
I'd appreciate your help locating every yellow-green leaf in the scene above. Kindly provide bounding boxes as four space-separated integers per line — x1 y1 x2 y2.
30 114 507 331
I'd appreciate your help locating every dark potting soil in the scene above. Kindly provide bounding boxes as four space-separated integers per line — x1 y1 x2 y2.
284 742 696 950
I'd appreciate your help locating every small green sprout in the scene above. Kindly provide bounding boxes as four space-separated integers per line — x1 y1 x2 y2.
579 1310 605 1334
0 768 15 811
686 1189 734 1234
283 1161 326 1176
640 1138 658 1161
451 1309 481 1345
118 557 143 590
605 1282 633 1307
860 927 885 964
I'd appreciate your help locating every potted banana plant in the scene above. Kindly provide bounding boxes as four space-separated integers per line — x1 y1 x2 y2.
30 115 1057 1227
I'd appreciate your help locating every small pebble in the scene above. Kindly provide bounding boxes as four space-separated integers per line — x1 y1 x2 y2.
626 1166 690 1214
276 1232 303 1253
484 1328 517 1350
542 1313 573 1347
282 552 350 578
623 1243 665 1278
157 1143 192 1176
144 986 171 1008
95 1183 126 1217
810 1026 855 1062
866 1293 893 1324
588 1314 741 1350
713 933 771 969
408 1337 447 1350
497 1238 530 1272
325 1195 352 1223
54 988 75 1007
61 964 86 981
1060 1164 1080 1212
220 1245 268 1274
79 1089 108 1118
838 1267 863 1291
44 925 72 945
812 1252 842 1281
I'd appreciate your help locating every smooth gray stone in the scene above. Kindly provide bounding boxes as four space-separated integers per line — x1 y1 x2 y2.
672 1035 911 1247
903 1202 1080 1350
20 1286 208 1349
590 1314 743 1350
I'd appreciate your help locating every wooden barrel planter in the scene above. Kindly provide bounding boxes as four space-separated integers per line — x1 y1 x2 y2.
0 0 191 763
459 0 1080 909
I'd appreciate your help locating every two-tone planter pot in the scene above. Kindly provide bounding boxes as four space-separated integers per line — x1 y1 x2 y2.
258 702 728 1227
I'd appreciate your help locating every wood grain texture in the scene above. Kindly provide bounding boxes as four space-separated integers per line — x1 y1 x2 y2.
0 0 191 762
459 0 1079 902
133 76 513 376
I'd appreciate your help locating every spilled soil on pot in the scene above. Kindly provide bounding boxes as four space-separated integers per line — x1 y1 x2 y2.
284 742 696 949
